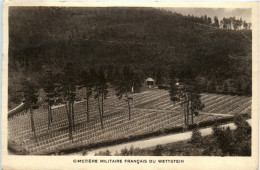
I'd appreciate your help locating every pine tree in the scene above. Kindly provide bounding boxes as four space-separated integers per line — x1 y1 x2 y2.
58 62 77 140
169 67 204 125
41 70 59 130
207 17 212 25
214 16 219 27
79 70 94 123
113 66 143 120
21 78 40 144
94 67 108 129
155 69 164 86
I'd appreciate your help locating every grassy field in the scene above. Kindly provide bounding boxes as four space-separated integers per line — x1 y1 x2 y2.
8 89 251 154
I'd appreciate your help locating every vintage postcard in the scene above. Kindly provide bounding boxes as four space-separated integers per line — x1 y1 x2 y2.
1 1 259 170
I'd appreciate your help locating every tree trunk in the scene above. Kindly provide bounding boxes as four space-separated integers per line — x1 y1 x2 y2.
72 101 75 131
48 105 50 130
97 93 103 129
191 109 194 124
50 105 53 123
187 97 189 125
126 92 131 120
191 101 194 124
30 107 38 145
97 95 101 116
69 101 74 141
86 93 89 123
183 102 186 126
132 82 135 93
65 101 73 141
101 91 104 117
47 96 50 130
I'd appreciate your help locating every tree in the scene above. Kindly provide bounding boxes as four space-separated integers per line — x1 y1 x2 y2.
120 147 130 156
248 22 252 29
236 78 244 92
94 67 108 129
234 18 240 30
59 62 77 140
105 65 115 83
169 67 179 104
114 66 135 120
190 127 203 145
233 115 251 156
155 69 164 86
195 76 207 90
95 149 112 156
207 17 212 25
90 68 102 128
223 82 229 92
189 88 204 123
220 20 224 28
238 18 243 30
229 17 236 30
222 18 228 29
114 66 143 119
169 67 185 121
153 145 164 156
211 115 251 156
79 70 94 123
212 125 234 156
169 67 204 125
21 78 40 144
245 83 252 95
243 21 248 30
41 70 59 130
214 16 219 27
105 149 112 156
179 84 204 125
204 15 208 24
8 83 23 110
132 68 143 93
200 15 204 24
207 78 217 92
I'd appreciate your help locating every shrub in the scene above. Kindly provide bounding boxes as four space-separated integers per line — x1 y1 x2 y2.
128 145 134 156
188 123 198 130
82 149 88 156
120 147 129 156
105 149 111 156
132 147 145 156
94 149 111 156
189 128 203 146
169 145 177 156
153 145 164 156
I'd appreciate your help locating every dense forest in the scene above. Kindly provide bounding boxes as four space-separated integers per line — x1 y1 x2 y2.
8 7 252 109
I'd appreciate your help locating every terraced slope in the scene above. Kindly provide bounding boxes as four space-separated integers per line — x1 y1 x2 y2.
8 89 251 154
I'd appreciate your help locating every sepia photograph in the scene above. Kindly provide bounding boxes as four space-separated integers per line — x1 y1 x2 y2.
1 1 259 170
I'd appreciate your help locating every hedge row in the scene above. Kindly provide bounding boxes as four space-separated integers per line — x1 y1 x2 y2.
157 85 251 96
157 85 170 90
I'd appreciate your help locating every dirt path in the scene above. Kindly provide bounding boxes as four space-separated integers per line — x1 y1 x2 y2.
71 119 251 156
199 111 233 117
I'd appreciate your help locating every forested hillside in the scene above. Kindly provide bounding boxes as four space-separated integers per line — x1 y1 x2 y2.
8 7 252 107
